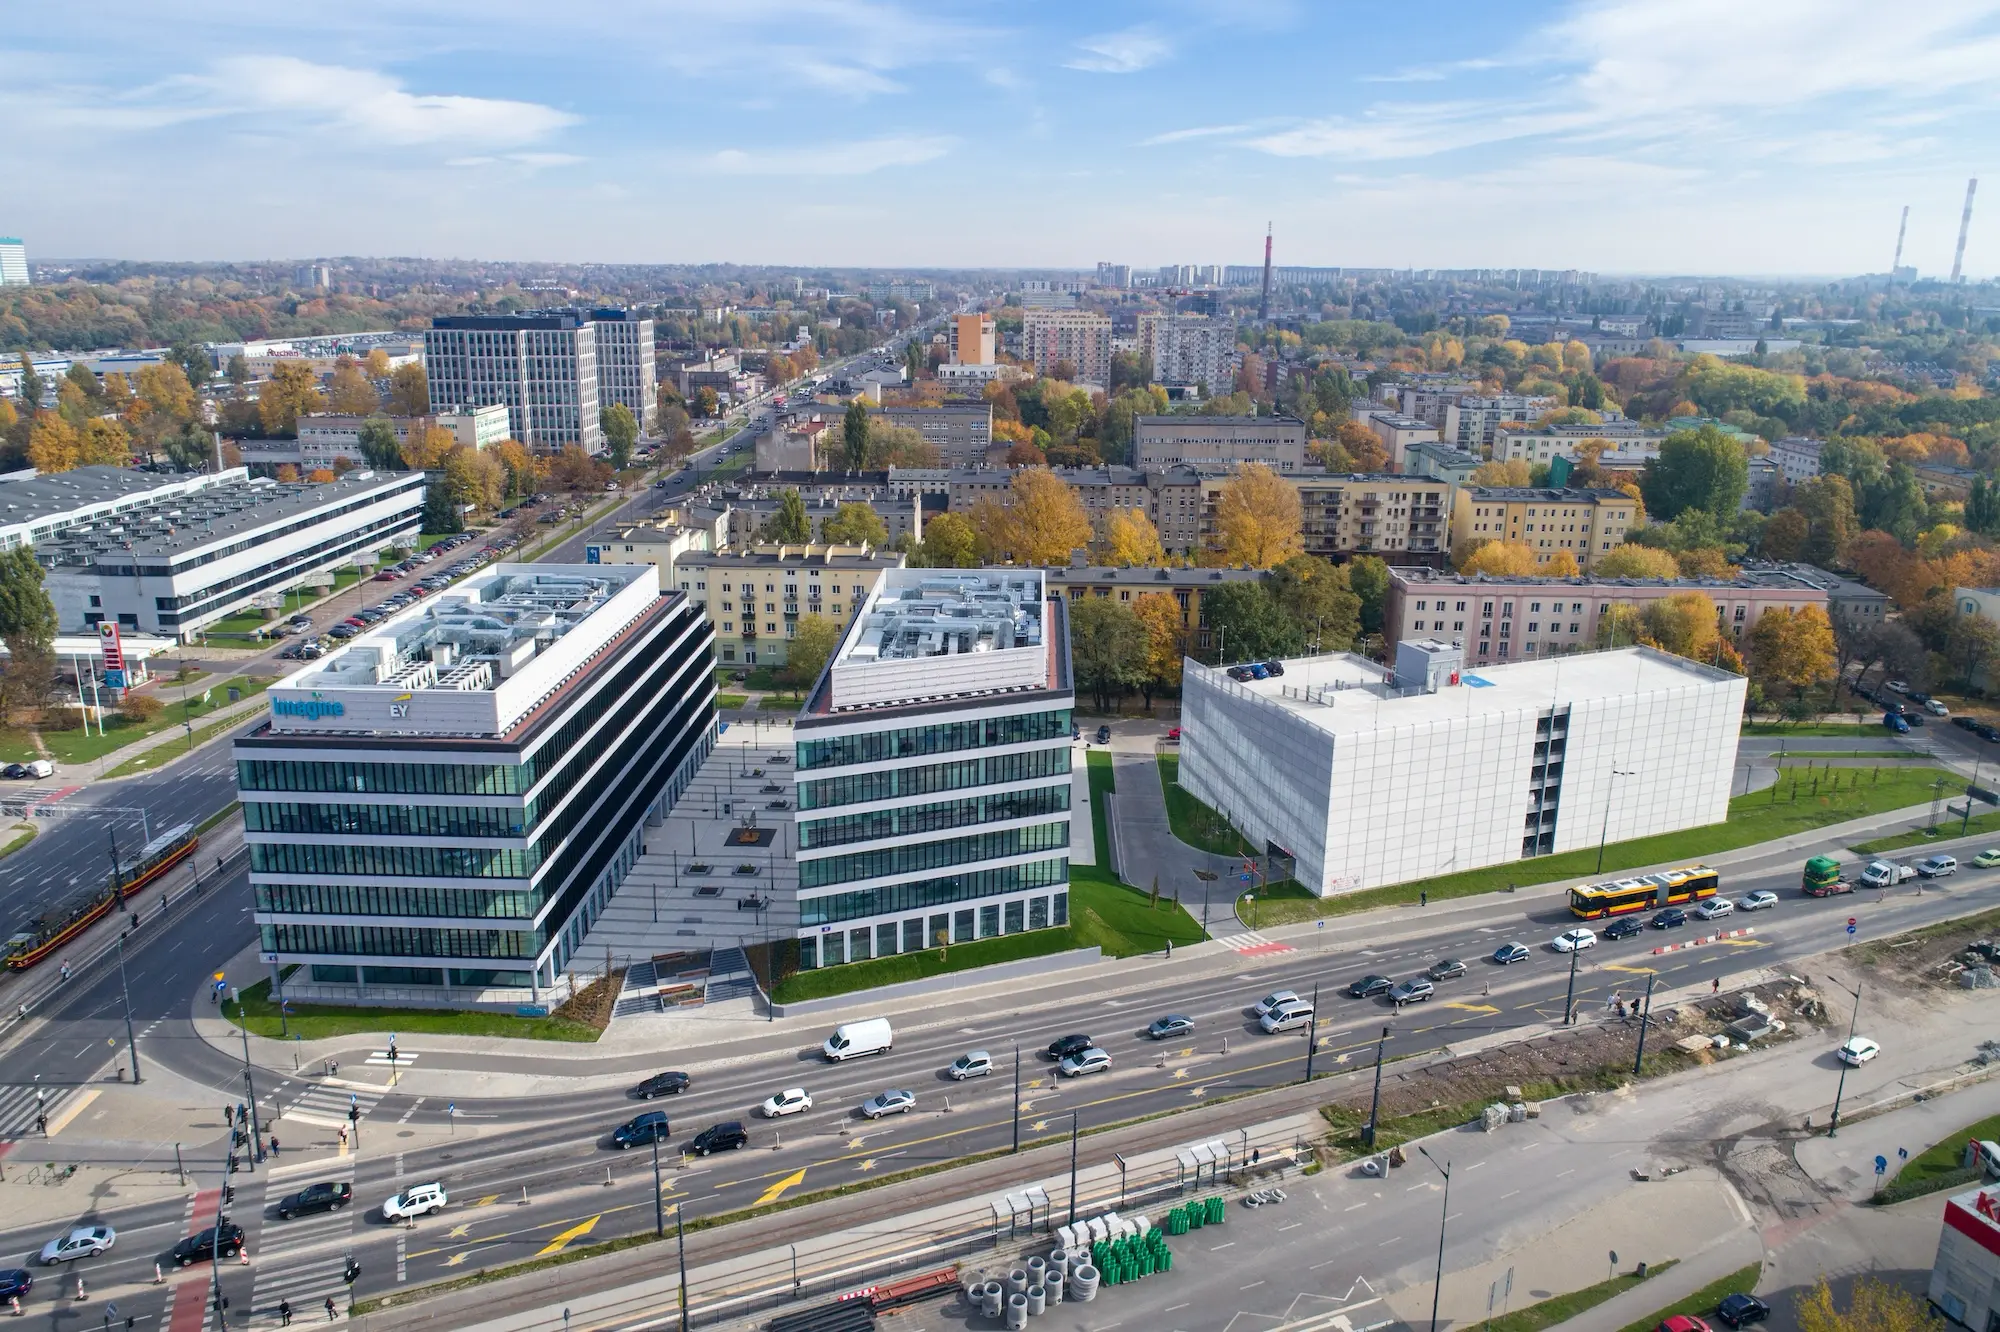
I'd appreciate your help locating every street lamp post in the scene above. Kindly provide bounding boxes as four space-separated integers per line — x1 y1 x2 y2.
1631 972 1657 1076
1067 1110 1081 1226
651 1136 666 1237
1825 976 1863 1137
1011 1043 1022 1153
238 1023 261 1169
1417 1145 1452 1332
1362 1026 1389 1151
675 1204 690 1332
1563 941 1581 1026
115 934 142 1083
1595 766 1637 874
1303 982 1320 1083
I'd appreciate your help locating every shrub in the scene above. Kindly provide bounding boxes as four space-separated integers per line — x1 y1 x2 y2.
119 693 166 723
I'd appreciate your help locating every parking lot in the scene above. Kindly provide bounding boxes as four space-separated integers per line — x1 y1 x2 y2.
274 526 523 661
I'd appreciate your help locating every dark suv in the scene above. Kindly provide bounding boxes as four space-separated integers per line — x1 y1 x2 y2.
687 1122 748 1157
276 1181 351 1220
633 1071 691 1099
612 1111 670 1149
1046 1033 1094 1062
1603 916 1646 941
172 1220 245 1267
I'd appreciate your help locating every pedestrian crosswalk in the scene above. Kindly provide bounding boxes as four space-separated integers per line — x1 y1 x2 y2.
276 1082 385 1131
0 1083 74 1138
249 1165 359 1324
1215 931 1294 956
362 1050 418 1068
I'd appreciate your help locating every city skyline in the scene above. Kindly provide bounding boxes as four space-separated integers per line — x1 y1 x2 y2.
5 0 1997 275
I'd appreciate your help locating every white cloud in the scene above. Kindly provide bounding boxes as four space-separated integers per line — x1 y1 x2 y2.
208 56 577 146
446 152 585 170
1067 27 1171 74
1141 123 1252 146
698 134 954 176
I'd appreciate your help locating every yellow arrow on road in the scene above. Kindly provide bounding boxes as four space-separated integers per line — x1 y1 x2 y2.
1441 1002 1500 1015
443 1252 470 1268
1603 964 1659 975
1172 1068 1189 1080
446 1223 473 1239
755 1168 807 1207
535 1215 599 1257
473 1195 500 1208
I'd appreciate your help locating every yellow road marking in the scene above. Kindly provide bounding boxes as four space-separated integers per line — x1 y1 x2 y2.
1441 1002 1499 1015
1717 939 1766 947
1190 1086 1207 1098
534 1215 599 1257
1602 964 1658 974
446 1223 472 1239
1031 1119 1049 1132
473 1195 499 1208
754 1168 807 1206
856 1158 877 1173
1172 1068 1189 1080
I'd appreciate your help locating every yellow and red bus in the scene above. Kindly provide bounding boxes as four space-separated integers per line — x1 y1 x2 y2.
1568 864 1720 919
5 824 198 972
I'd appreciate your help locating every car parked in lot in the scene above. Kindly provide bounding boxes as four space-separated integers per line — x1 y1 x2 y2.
1837 1035 1881 1066
1740 889 1780 910
1650 907 1689 929
3 762 30 779
1058 1047 1112 1078
1551 928 1597 953
275 1181 351 1219
1695 897 1736 919
1146 1015 1194 1040
1918 854 1958 878
948 1051 992 1080
687 1122 748 1156
1426 958 1466 981
1656 1317 1713 1332
1388 978 1435 1006
1715 1292 1771 1327
1603 916 1646 940
860 1089 916 1119
1492 942 1531 965
1888 680 1910 694
1345 975 1393 999
1046 1033 1094 1062
761 1088 812 1118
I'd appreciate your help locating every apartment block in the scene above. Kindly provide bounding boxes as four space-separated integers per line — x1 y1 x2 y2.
1492 421 1668 465
1357 411 1441 470
675 545 904 668
1449 487 1641 570
425 312 601 453
1293 475 1454 563
0 238 28 287
951 313 996 366
1770 436 1824 484
1046 564 1267 655
1137 314 1237 395
1022 310 1112 386
1441 394 1559 451
1134 415 1307 472
880 402 994 468
943 465 1206 554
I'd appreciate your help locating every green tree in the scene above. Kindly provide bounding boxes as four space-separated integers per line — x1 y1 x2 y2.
225 353 250 393
15 353 41 407
1267 555 1360 651
762 488 812 543
599 403 638 470
1968 475 2000 538
1859 462 1928 544
1639 424 1749 521
161 422 215 472
1200 582 1302 661
821 502 888 546
1067 594 1148 711
1792 474 1858 567
1345 555 1391 636
843 399 871 471
693 386 719 419
0 545 57 660
786 613 846 690
911 512 979 568
387 363 429 417
421 482 464 536
357 418 405 471
168 338 213 393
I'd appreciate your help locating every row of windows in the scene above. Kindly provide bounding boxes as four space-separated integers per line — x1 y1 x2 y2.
251 842 533 880
800 892 1067 969
256 883 540 920
308 965 534 989
799 745 1071 811
800 856 1069 926
798 820 1069 890
797 709 1071 772
244 801 526 840
260 924 533 960
240 757 524 797
798 783 1070 851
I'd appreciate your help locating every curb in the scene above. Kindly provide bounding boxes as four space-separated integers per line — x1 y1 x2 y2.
1654 926 1757 955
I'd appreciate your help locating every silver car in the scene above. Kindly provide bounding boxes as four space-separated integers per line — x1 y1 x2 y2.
860 1089 916 1119
39 1226 114 1265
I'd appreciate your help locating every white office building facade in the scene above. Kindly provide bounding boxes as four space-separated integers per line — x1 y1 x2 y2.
590 308 658 433
425 312 601 453
789 570 1073 971
1180 643 1743 896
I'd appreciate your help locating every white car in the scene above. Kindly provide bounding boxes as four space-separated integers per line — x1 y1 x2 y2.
761 1087 813 1118
38 1226 114 1265
860 1089 916 1119
1551 927 1597 953
1058 1048 1112 1078
1739 890 1779 911
1252 989 1300 1017
381 1182 447 1221
948 1051 992 1080
1838 1036 1881 1066
1696 897 1736 920
1887 680 1910 694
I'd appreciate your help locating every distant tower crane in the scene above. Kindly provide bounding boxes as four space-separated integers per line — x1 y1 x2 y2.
1951 178 1978 283
1892 204 1910 275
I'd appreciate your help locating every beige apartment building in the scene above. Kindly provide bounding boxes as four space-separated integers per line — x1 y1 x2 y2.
674 545 905 668
1022 309 1112 386
1449 486 1640 570
1491 421 1667 464
951 312 995 366
944 465 1207 554
1134 415 1308 472
1291 475 1454 563
1386 566 1830 666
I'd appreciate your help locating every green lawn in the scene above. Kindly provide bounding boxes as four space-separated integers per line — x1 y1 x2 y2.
1157 753 1255 856
0 676 272 767
1086 749 1114 863
715 693 749 710
222 978 604 1043
1612 1263 1763 1332
1247 766 1966 926
1742 721 1879 736
1853 807 2000 854
1485 1261 1680 1332
0 824 34 860
1875 1111 2000 1204
104 689 274 779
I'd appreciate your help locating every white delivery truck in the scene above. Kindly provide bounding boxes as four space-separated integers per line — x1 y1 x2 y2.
822 1017 893 1062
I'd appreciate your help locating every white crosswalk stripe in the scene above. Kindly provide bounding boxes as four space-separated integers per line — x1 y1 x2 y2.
1214 931 1295 955
248 1173 360 1323
278 1083 385 1131
0 1084 73 1138
362 1051 418 1067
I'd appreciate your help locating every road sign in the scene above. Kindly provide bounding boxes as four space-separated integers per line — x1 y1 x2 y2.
1848 922 1858 935
1848 917 1857 927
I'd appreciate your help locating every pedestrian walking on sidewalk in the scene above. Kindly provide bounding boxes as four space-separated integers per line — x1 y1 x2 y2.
1419 891 1427 907
269 1135 280 1158
35 1112 46 1136
325 1297 337 1322
1713 977 1721 995
278 1299 292 1326
338 1125 348 1148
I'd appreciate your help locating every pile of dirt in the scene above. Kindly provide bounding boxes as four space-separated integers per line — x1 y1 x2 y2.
1847 904 2000 990
552 968 625 1031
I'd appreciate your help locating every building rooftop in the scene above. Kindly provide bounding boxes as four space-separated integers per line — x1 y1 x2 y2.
0 466 228 534
1733 560 1890 599
32 471 413 567
1195 645 1735 738
678 545 901 569
1463 486 1634 501
1136 414 1305 428
1048 565 1267 587
264 564 664 739
1390 567 1809 594
816 569 1057 715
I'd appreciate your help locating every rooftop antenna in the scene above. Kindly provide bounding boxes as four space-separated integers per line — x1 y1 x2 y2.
1258 222 1273 322
1892 204 1909 275
1952 178 1978 283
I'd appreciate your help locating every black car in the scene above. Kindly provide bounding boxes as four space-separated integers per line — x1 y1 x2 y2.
1347 974 1394 998
1650 907 1689 929
275 1181 351 1220
1426 958 1466 981
1 763 27 780
612 1111 670 1149
1955 715 1979 732
0 1270 31 1301
687 1122 748 1157
1264 661 1285 677
1047 1033 1094 1062
1095 725 1111 743
1492 943 1531 965
172 1220 245 1267
633 1071 691 1099
1715 1293 1771 1328
1603 916 1646 940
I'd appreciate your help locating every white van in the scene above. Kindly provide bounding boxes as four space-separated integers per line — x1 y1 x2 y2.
25 760 52 779
1260 1000 1314 1034
822 1017 893 1062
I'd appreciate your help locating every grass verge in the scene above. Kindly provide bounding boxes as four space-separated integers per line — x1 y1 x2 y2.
1874 1110 2000 1204
714 693 749 710
1853 808 2000 854
221 978 605 1043
1087 749 1114 864
1611 1262 1763 1332
1486 1260 1680 1332
1158 753 1254 856
0 823 34 860
1246 766 1964 926
0 677 273 767
1742 721 1874 735
104 684 274 779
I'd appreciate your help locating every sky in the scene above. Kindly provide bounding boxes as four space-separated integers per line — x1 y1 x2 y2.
5 0 1999 276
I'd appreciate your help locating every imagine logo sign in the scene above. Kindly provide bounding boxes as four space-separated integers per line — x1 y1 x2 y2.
273 695 345 721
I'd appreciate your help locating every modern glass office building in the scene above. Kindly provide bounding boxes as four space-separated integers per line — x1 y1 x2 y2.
790 569 1073 970
235 564 715 1002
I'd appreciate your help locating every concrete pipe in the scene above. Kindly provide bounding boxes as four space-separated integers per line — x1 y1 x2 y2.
1006 1268 1029 1297
1049 1247 1070 1277
1072 1264 1100 1302
981 1283 1003 1318
1027 1256 1048 1287
1046 1271 1066 1306
1027 1285 1046 1316
1007 1292 1029 1329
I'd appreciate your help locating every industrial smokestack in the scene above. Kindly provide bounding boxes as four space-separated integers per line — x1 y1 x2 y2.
1952 178 1978 283
1892 204 1909 275
1258 222 1272 322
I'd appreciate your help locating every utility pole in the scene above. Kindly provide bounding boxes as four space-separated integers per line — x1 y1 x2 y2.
1563 942 1581 1026
116 934 142 1083
1418 1147 1452 1332
1011 1043 1021 1153
1067 1111 1081 1226
238 1024 261 1169
1952 178 1979 284
652 1136 666 1237
1631 972 1656 1076
1303 982 1320 1083
675 1204 691 1332
1826 976 1863 1136
1362 1026 1389 1151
